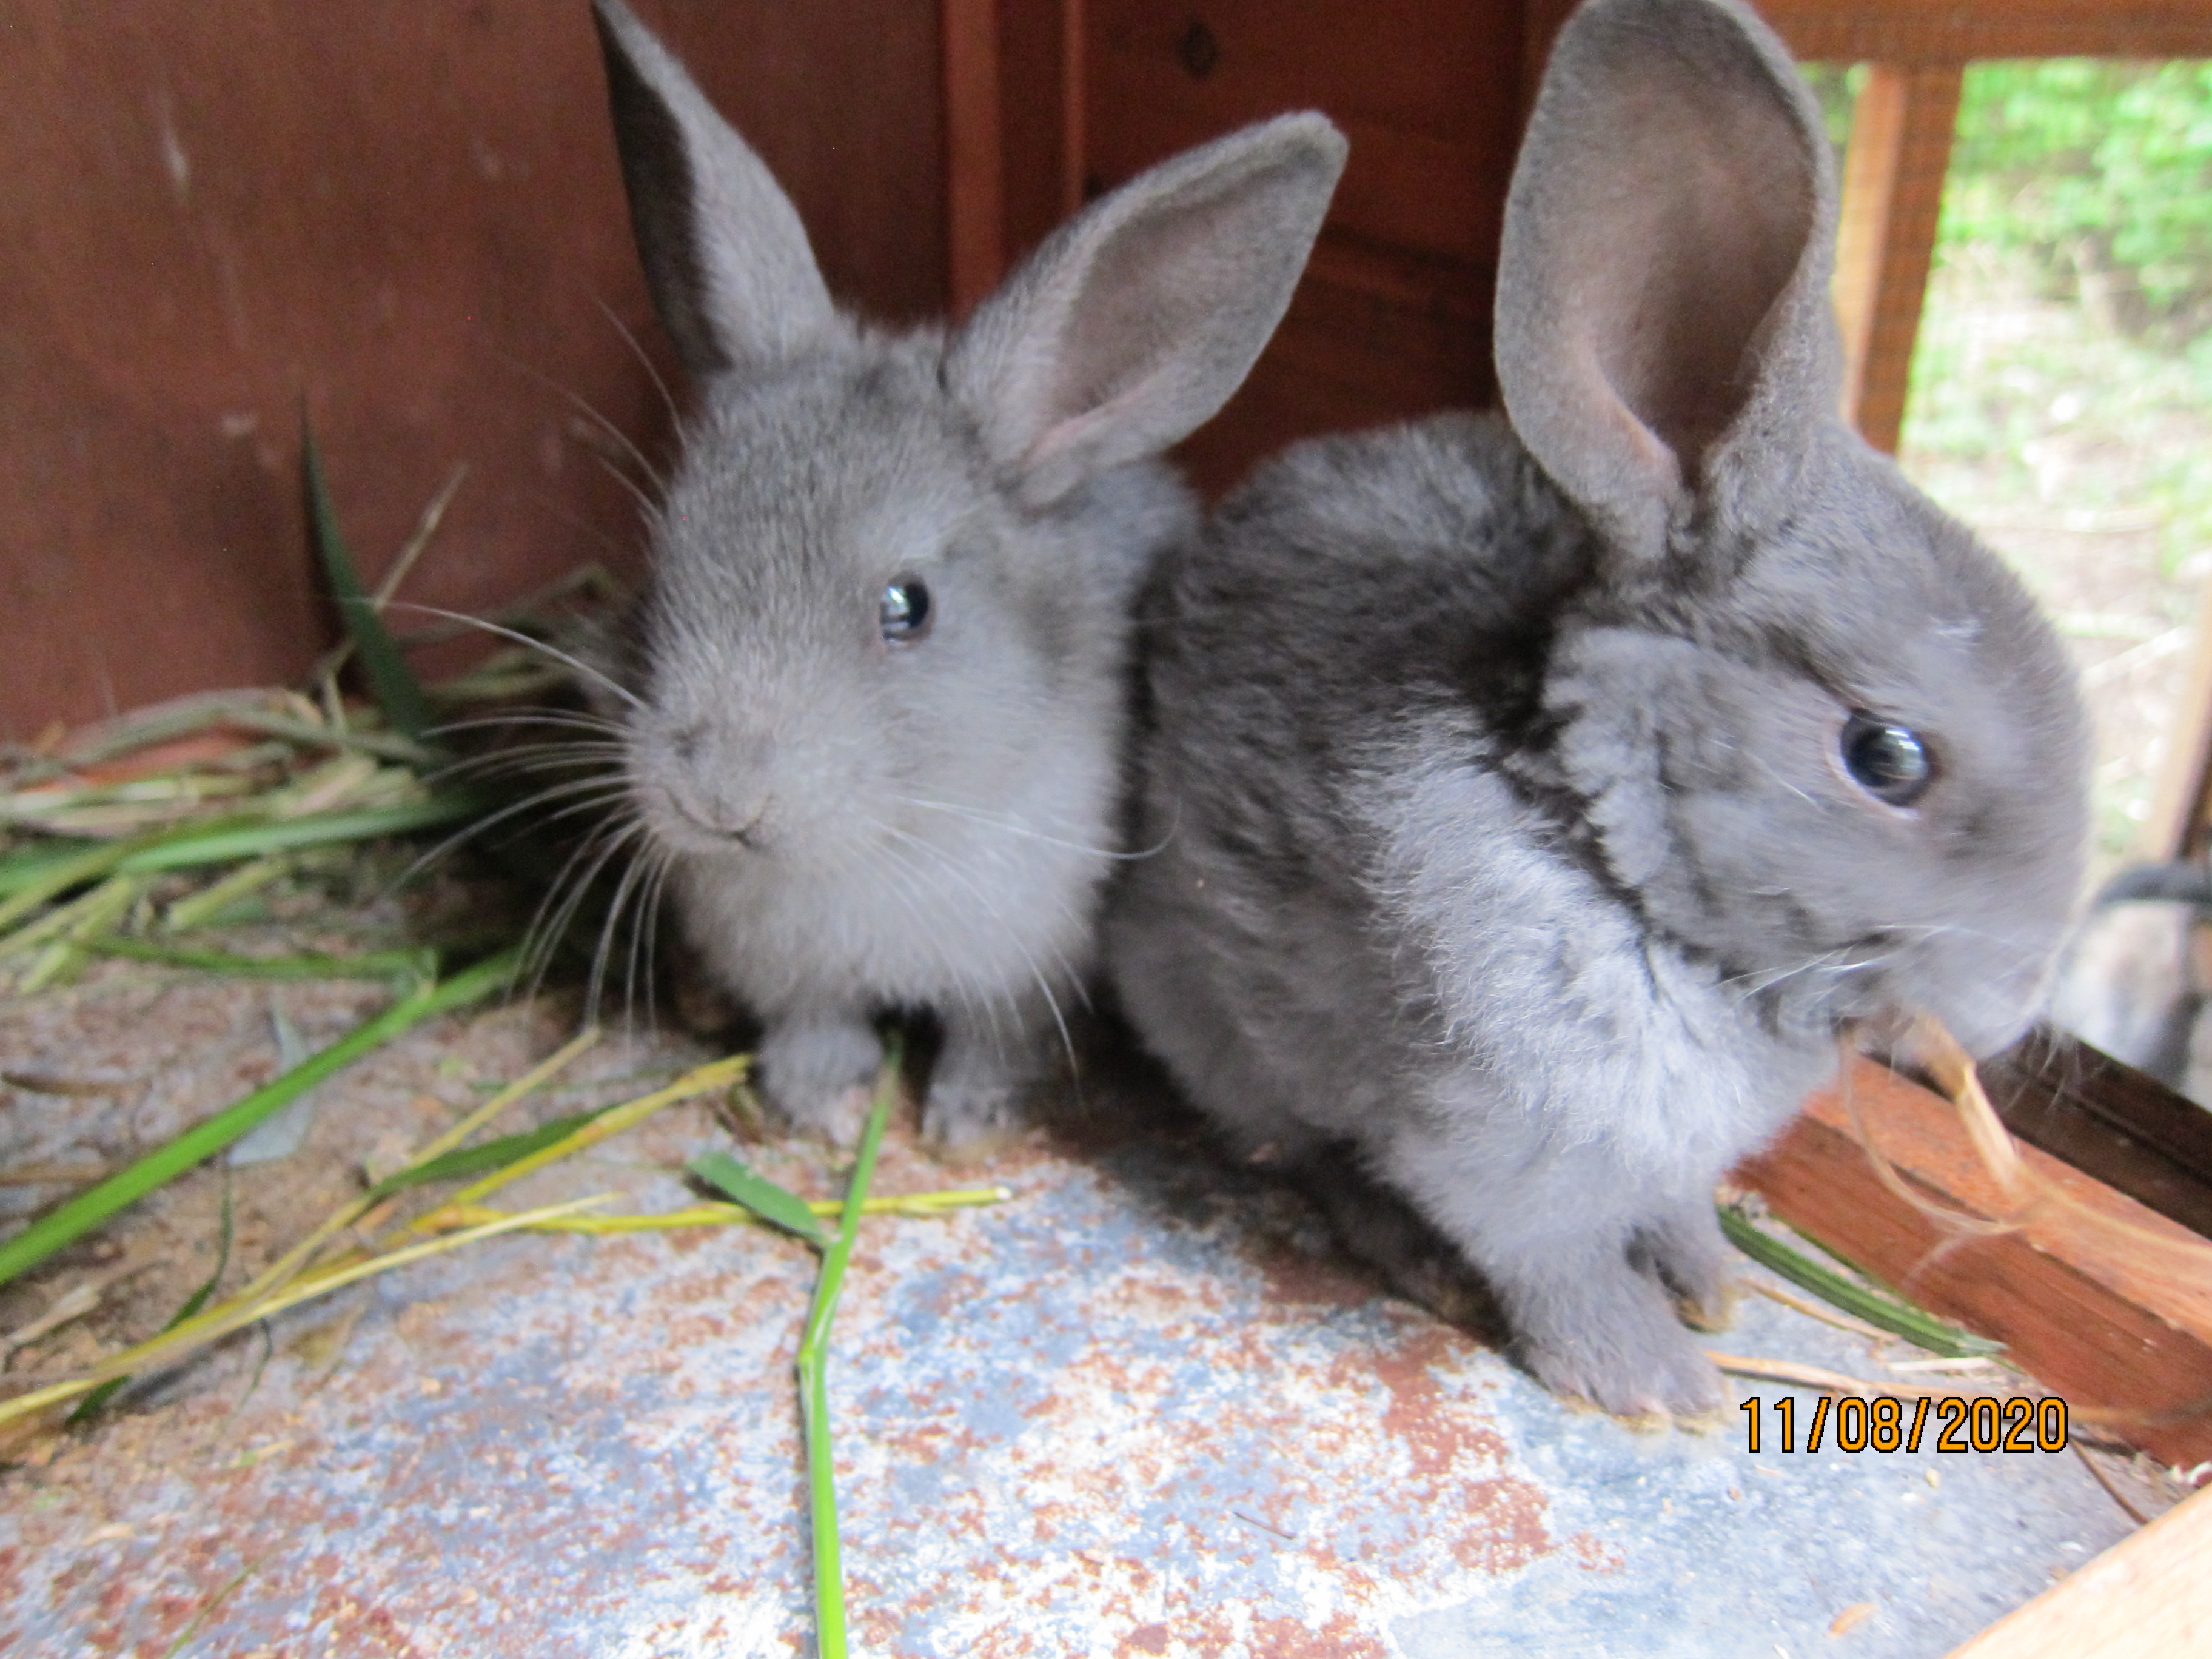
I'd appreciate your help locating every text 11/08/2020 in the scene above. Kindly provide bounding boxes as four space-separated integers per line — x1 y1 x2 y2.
1741 1395 2068 1455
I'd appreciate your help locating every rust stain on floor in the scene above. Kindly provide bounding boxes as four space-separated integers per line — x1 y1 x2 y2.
0 973 2145 1656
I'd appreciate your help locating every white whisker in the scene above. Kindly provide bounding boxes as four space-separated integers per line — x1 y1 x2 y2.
897 796 1167 861
886 826 1078 1076
381 602 645 711
594 292 682 430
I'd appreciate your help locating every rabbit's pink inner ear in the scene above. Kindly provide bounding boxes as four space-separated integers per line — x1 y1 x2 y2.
949 114 1346 508
1497 0 1828 561
1011 193 1268 490
1590 85 1811 461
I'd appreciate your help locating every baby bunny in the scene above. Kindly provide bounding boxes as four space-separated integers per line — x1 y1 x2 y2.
1106 0 2089 1418
587 0 1345 1145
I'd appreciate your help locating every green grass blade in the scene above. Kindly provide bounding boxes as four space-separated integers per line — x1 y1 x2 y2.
0 948 521 1290
795 1035 901 1659
365 1110 603 1198
115 797 485 873
686 1150 828 1247
1717 1202 2005 1359
303 417 437 750
163 856 296 932
82 937 438 984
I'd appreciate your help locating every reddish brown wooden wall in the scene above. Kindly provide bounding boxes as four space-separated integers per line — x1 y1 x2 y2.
952 1 1539 500
0 0 945 739
1070 0 1535 495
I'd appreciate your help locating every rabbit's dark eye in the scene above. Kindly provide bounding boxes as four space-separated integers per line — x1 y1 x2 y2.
880 577 931 643
1840 712 1932 807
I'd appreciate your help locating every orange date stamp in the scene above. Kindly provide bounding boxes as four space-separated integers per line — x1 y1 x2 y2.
1741 1395 2068 1453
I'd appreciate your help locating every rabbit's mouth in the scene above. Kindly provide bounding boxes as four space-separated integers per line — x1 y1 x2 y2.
1744 933 2046 1065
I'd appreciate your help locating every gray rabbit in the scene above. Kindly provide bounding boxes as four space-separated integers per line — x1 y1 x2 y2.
1105 0 2090 1418
584 1 1344 1145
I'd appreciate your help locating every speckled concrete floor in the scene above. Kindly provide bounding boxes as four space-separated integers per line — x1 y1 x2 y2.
0 970 2148 1658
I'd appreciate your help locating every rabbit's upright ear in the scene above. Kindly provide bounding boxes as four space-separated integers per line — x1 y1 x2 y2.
1496 0 1840 566
948 115 1347 508
592 0 836 377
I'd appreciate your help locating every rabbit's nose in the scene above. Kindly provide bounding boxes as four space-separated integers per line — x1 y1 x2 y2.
674 786 773 846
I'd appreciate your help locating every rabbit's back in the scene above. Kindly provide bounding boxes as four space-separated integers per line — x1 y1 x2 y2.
1148 414 1589 741
1115 411 1825 1171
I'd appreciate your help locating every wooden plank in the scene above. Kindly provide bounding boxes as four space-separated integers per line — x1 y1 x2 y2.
993 0 1073 266
1982 1028 2212 1241
1062 0 1089 215
1174 234 1492 495
1736 1054 2212 1469
1084 0 1523 264
1765 0 2212 63
942 0 1005 317
2139 566 2212 859
1943 1483 2212 1658
1076 0 1525 489
1833 62 1962 455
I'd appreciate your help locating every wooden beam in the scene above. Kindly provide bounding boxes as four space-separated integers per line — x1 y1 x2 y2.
1943 1483 2212 1658
2140 566 2212 858
1833 62 1962 455
1736 1054 2212 1469
942 0 1006 317
1061 0 1088 216
1765 0 2212 63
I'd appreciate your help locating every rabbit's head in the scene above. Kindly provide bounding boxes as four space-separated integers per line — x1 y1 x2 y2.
589 0 1346 882
1496 0 2089 1057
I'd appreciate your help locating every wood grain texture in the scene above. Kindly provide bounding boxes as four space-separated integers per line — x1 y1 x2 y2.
992 0 1074 272
1983 1029 2212 1241
1076 0 1523 493
1833 63 1963 455
1764 0 2212 62
943 0 1004 317
1088 0 1520 264
1942 1484 2212 1658
0 0 944 737
2141 563 2212 859
1737 1056 2212 1468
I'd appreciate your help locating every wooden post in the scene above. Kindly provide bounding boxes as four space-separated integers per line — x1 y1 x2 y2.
943 0 1005 318
2140 570 2212 860
1059 0 1087 215
1832 62 1964 455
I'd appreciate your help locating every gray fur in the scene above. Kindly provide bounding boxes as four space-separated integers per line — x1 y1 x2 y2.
589 0 1344 1144
1106 0 2090 1417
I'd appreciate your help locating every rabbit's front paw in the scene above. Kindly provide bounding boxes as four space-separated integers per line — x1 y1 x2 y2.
758 1016 882 1147
920 1079 1024 1156
1510 1270 1731 1422
923 1010 1048 1153
1631 1206 1738 1332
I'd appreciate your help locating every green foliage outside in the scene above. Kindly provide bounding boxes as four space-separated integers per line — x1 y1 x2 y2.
1899 60 2212 583
1941 60 2212 338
